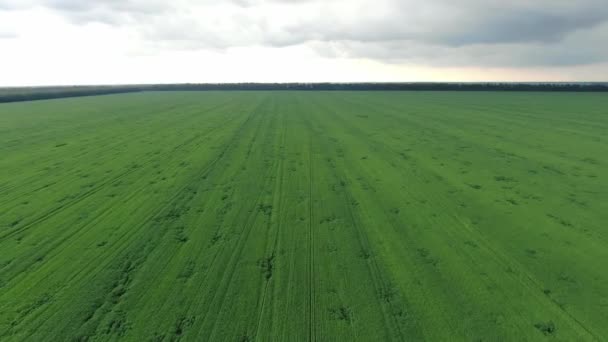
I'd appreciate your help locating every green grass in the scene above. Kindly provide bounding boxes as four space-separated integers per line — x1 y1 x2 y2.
0 91 607 341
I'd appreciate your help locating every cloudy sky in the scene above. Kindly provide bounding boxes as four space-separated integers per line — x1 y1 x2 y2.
1 0 607 86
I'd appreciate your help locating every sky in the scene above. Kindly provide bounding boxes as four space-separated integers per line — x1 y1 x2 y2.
1 0 607 86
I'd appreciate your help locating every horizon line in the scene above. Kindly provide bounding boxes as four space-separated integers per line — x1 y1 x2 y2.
3 81 608 89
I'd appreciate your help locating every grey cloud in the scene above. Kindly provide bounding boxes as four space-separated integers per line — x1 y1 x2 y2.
274 0 608 46
267 0 608 66
415 1 608 46
319 22 608 67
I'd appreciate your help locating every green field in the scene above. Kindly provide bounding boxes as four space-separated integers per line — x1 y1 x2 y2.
1 91 607 341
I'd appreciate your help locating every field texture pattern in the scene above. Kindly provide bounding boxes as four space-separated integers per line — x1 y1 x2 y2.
0 92 607 341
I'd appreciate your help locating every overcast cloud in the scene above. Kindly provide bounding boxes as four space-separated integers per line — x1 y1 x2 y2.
1 0 607 85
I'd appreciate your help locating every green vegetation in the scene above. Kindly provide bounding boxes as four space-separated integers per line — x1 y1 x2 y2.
1 91 606 341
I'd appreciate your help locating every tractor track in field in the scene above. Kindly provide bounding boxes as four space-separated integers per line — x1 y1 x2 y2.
253 103 286 341
166 97 268 335
0 102 237 242
197 107 282 340
306 114 317 342
125 98 271 340
341 179 407 341
322 94 600 340
0 101 234 208
5 102 256 339
453 218 600 341
0 105 243 284
311 98 411 340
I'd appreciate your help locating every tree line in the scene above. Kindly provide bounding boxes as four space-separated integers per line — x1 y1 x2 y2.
1 82 607 103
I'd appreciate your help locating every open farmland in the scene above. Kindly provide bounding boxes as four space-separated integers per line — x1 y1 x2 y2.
0 91 607 341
